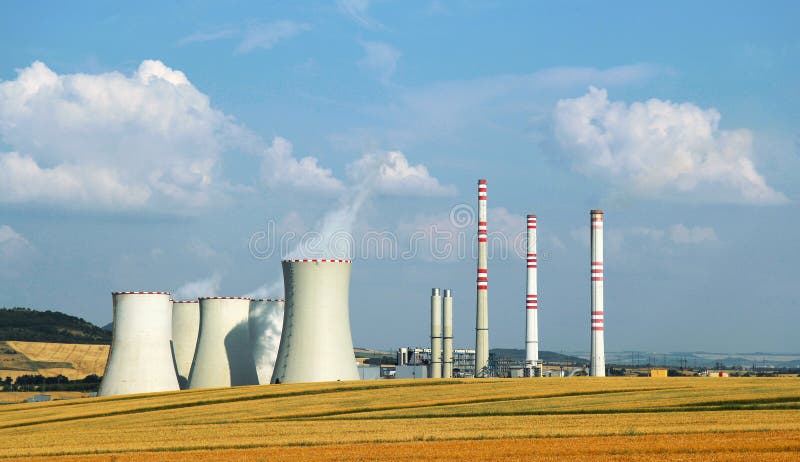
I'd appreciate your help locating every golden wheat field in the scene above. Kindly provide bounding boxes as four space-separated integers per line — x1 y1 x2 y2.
0 377 798 461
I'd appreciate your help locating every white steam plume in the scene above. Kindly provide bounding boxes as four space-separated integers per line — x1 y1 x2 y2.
248 300 285 383
173 272 222 300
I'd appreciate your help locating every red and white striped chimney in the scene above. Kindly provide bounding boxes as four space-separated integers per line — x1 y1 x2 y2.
590 209 605 376
525 214 538 368
475 179 489 376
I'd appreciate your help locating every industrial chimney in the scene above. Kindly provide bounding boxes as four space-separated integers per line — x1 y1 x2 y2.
590 210 606 377
430 288 443 378
525 214 539 373
99 292 180 396
442 289 453 379
188 297 259 389
248 298 285 384
271 259 359 384
171 299 200 389
475 179 489 377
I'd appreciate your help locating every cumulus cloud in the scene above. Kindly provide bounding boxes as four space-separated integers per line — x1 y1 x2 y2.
261 137 345 193
0 60 237 209
359 41 401 85
553 87 787 204
236 21 311 54
0 60 361 210
347 151 456 196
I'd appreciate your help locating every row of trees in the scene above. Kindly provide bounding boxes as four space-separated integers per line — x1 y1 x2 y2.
2 374 102 392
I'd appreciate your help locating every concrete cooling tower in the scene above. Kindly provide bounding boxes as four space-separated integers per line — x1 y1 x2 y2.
271 259 359 384
171 299 199 389
248 298 285 385
188 297 259 389
99 292 180 397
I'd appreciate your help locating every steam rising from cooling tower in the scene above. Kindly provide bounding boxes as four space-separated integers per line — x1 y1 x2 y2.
271 260 359 384
475 179 489 377
189 297 259 389
99 292 180 396
171 299 200 389
248 298 285 384
590 209 606 376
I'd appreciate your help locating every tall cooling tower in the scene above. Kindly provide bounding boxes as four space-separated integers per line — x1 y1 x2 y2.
248 298 285 385
590 210 606 377
442 289 453 379
525 214 539 368
188 297 259 389
271 259 359 384
475 179 489 377
171 299 200 389
430 288 443 379
99 292 180 396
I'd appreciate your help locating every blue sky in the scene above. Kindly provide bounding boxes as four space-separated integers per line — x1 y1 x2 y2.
0 1 798 353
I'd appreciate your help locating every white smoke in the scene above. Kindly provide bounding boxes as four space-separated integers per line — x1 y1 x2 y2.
172 272 222 300
248 300 284 383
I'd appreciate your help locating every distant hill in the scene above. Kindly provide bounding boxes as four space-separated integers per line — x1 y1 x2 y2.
491 348 588 365
0 308 111 344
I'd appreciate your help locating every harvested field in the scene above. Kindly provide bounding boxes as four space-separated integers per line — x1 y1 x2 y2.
0 377 798 460
5 341 108 379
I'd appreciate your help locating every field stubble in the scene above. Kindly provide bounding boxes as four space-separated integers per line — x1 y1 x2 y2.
0 377 797 460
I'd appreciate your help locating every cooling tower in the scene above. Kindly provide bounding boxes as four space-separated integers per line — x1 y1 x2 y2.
525 214 539 368
271 259 359 384
171 299 200 389
248 298 285 385
590 210 606 377
188 297 259 389
475 179 489 377
99 292 180 396
442 289 453 379
430 288 443 379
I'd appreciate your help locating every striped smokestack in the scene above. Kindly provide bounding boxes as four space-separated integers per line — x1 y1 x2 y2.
525 214 538 368
475 179 489 377
590 209 605 376
430 288 443 379
442 289 453 379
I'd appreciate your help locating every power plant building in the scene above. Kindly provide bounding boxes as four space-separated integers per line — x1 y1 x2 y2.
271 259 359 384
99 292 180 396
590 210 606 376
171 299 199 389
475 179 489 377
188 297 259 389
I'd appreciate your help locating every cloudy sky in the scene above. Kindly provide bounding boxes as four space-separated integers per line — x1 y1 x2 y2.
1 1 798 353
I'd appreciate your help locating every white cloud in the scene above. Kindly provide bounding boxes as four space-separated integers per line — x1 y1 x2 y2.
337 0 381 29
236 20 311 54
553 87 788 205
0 60 354 210
668 224 718 244
261 137 344 193
358 41 401 85
347 151 456 196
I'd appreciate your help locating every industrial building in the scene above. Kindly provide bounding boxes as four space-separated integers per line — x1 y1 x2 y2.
272 259 359 384
397 347 476 377
171 299 199 389
99 292 180 396
248 298 284 384
189 297 259 389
